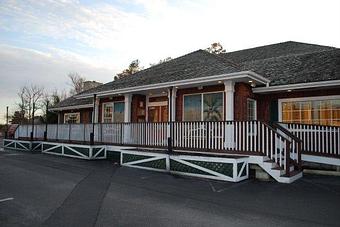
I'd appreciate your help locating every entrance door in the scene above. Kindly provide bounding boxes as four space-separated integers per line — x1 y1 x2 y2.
148 105 168 122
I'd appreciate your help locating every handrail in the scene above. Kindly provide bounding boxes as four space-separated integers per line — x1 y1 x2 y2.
272 122 302 143
277 121 340 129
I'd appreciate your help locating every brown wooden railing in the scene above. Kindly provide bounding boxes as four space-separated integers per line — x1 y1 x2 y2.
15 121 297 175
279 122 340 158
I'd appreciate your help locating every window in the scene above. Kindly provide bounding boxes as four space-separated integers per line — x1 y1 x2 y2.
113 102 125 122
281 97 340 126
103 103 113 123
102 102 125 123
183 92 223 121
184 94 201 121
247 99 257 120
64 112 80 124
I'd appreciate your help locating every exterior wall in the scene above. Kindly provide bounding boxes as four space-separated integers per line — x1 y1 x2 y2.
131 94 146 122
234 83 255 121
98 96 124 123
256 87 340 122
176 84 224 121
58 108 93 124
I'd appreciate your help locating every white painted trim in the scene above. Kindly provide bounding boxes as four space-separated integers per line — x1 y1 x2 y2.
278 95 340 122
50 104 93 111
302 154 340 166
64 112 80 124
75 71 269 99
253 80 340 93
147 101 168 107
102 101 125 123
247 98 257 120
182 91 224 121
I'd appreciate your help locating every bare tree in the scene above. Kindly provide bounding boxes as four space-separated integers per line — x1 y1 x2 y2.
23 85 45 120
16 87 28 121
206 42 226 54
68 72 86 95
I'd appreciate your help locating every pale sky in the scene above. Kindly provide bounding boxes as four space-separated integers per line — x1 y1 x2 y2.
0 0 340 123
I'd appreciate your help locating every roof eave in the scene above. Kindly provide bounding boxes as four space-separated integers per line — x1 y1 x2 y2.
75 71 270 99
49 104 93 111
253 79 340 93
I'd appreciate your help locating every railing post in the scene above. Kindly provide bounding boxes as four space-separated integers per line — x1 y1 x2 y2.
56 124 59 141
90 94 97 145
206 122 210 151
69 124 71 142
298 141 302 170
167 122 173 154
120 123 123 145
286 140 291 176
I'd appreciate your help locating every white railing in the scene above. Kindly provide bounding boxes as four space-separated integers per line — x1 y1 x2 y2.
172 121 291 174
14 121 294 174
280 123 340 157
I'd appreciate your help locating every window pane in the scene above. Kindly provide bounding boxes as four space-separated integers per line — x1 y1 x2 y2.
103 103 113 123
203 93 223 121
113 102 125 122
184 95 201 121
247 99 256 120
281 98 340 126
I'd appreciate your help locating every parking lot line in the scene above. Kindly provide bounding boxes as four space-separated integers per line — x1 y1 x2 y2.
0 197 14 203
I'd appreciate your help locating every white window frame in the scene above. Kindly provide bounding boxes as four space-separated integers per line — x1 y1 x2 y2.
278 95 340 123
182 91 224 121
101 101 125 123
247 98 257 120
64 112 80 124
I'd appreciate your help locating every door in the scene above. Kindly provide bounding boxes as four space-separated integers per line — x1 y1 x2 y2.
148 105 168 122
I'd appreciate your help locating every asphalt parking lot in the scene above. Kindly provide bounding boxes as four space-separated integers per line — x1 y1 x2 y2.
1 149 340 227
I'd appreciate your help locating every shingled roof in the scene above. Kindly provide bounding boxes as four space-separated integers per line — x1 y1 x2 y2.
77 49 242 96
52 41 339 109
50 96 93 110
52 50 242 109
240 49 340 86
221 41 335 63
221 41 339 86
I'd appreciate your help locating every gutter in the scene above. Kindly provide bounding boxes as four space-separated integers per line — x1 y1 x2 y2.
75 71 270 99
49 104 93 111
253 80 340 93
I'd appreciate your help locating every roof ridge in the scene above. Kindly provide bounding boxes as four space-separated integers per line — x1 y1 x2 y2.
240 48 340 64
224 41 336 55
201 50 242 70
120 49 203 78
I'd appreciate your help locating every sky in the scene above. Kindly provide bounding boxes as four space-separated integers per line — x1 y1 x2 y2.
0 0 340 123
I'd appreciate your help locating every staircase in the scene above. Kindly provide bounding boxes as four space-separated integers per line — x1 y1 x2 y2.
250 122 303 183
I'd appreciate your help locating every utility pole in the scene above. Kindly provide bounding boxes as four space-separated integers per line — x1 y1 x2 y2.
5 106 9 139
44 100 49 141
30 103 35 141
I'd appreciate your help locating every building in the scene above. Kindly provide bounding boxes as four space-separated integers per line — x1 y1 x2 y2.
6 41 340 183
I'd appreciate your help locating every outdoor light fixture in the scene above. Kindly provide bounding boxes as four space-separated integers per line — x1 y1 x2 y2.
287 89 292 92
218 80 222 84
198 86 203 90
